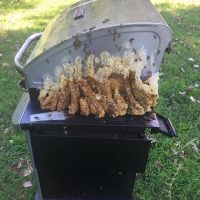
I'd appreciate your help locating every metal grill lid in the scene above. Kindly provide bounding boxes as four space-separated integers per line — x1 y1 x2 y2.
28 0 170 62
15 0 172 88
29 0 172 61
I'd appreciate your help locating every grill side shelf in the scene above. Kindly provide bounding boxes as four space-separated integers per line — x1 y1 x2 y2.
153 113 177 137
12 93 30 131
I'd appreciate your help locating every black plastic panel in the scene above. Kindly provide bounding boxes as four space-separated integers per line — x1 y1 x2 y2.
30 132 151 199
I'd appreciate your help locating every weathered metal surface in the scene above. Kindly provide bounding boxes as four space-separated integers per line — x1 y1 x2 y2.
16 0 172 88
28 0 168 61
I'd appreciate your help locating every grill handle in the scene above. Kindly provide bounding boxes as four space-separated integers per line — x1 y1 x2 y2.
154 114 177 137
14 32 42 75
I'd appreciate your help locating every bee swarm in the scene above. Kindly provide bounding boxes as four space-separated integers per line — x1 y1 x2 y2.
38 50 159 118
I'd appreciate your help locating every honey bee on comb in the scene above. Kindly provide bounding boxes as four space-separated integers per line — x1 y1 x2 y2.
38 49 159 118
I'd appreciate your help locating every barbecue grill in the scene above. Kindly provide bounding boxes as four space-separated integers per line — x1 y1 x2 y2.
13 0 176 199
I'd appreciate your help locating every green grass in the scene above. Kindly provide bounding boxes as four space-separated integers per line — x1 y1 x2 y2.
0 0 200 199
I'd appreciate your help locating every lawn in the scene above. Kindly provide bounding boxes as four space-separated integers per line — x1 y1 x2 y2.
0 0 200 199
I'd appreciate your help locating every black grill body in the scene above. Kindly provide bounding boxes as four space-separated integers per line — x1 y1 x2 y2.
13 93 176 200
30 130 150 200
13 0 175 198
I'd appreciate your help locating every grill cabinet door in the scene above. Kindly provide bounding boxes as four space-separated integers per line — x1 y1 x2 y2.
29 131 150 199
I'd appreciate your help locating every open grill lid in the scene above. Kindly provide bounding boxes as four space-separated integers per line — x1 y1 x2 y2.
15 0 172 89
28 0 171 62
